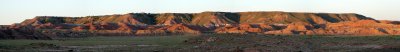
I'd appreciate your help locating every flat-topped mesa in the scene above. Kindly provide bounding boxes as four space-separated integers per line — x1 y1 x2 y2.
19 16 70 26
18 11 374 26
20 13 156 25
239 12 374 24
6 11 400 39
4 11 397 39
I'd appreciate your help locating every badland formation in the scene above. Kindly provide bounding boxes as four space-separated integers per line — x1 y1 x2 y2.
2 11 400 39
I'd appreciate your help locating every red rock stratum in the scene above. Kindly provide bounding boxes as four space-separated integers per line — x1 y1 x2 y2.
1 11 399 39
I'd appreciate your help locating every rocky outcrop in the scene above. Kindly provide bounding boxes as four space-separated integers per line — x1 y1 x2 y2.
157 24 201 34
191 12 239 25
263 20 400 35
239 12 373 24
0 26 51 39
215 24 267 34
155 13 193 25
115 22 134 32
301 20 400 35
20 13 155 25
135 24 201 35
2 11 400 39
135 30 167 36
264 22 313 35
18 11 372 26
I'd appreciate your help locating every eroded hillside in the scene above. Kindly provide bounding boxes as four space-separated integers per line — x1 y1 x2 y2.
1 11 399 39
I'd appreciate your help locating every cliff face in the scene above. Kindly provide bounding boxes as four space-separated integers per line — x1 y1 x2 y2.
1 11 399 39
191 12 239 25
239 12 373 24
0 25 51 39
18 12 373 26
156 13 193 25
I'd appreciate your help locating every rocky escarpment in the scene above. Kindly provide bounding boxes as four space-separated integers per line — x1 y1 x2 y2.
1 11 399 39
0 25 51 39
18 11 373 26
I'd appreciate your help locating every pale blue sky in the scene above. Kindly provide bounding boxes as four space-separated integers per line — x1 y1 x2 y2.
0 0 399 25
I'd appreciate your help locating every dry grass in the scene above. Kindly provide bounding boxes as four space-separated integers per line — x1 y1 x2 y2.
1 34 400 52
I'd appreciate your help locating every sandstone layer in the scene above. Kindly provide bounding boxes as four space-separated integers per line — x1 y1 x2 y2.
1 11 399 39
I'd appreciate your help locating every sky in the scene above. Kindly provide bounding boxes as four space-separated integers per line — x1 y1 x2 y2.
0 0 399 25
